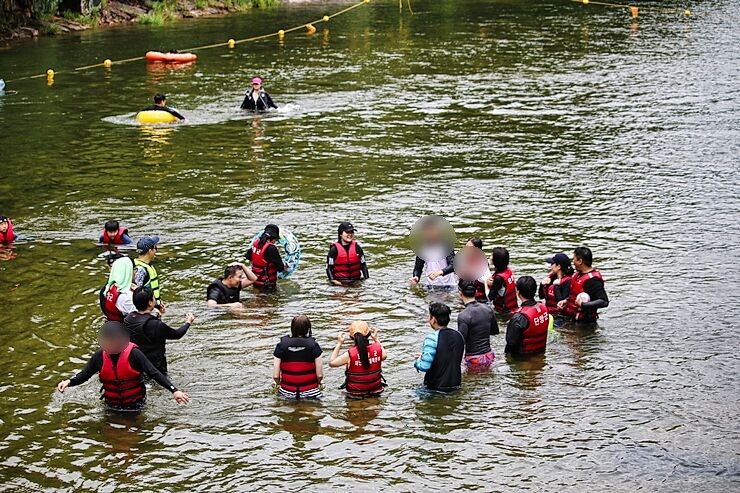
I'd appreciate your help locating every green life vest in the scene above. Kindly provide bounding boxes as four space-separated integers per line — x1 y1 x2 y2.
134 258 161 302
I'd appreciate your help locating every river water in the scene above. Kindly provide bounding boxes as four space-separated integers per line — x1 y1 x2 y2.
1 0 739 491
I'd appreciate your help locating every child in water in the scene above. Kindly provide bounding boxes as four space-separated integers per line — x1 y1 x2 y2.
99 220 133 245
0 215 18 243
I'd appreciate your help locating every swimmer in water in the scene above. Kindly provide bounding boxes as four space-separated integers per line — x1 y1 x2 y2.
100 220 133 245
142 93 185 121
240 77 278 112
0 215 18 244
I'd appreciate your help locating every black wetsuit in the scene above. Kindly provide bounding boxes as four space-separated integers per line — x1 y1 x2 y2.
142 105 185 120
457 300 498 356
123 311 191 374
240 89 277 111
579 277 609 316
68 348 177 393
207 278 241 304
326 242 369 281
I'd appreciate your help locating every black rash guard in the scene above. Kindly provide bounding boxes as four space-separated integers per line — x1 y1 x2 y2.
240 90 277 111
245 243 285 272
123 311 191 374
457 300 499 356
326 242 369 281
142 105 185 120
68 348 177 392
581 277 609 311
424 328 465 392
207 278 241 304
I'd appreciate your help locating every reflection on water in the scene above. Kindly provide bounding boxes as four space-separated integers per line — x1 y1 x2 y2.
0 0 739 490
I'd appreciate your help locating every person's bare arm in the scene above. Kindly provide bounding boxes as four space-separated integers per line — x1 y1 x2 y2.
273 356 281 384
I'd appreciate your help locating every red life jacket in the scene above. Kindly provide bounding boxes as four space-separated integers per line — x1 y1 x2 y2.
332 241 361 281
0 219 15 244
99 284 124 322
278 337 320 396
518 302 549 355
544 275 571 314
251 239 278 289
344 342 384 396
99 342 145 407
563 270 604 322
493 268 518 314
102 226 128 245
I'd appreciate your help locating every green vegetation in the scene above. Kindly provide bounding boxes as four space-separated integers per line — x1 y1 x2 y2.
2 0 279 37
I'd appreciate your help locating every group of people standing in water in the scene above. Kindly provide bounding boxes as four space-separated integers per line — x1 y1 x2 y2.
0 214 610 410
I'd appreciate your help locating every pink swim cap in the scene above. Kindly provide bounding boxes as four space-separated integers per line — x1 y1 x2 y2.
251 77 263 85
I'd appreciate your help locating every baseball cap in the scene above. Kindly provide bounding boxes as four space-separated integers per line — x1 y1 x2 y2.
251 77 263 85
264 224 280 239
545 252 571 267
136 235 160 254
349 320 370 337
338 222 356 235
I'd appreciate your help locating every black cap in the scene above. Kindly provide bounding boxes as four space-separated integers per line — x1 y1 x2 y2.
0 215 8 223
338 222 356 235
458 279 477 297
545 252 571 267
264 224 280 239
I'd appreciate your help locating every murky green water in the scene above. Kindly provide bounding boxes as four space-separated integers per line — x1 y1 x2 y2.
1 0 739 490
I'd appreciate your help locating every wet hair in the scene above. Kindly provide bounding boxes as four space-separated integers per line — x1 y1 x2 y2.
516 276 537 300
429 302 451 327
106 253 125 267
154 93 166 104
353 332 371 368
467 237 483 249
104 220 119 233
290 314 312 338
458 279 477 298
491 247 510 273
132 286 155 311
574 246 593 267
223 265 242 279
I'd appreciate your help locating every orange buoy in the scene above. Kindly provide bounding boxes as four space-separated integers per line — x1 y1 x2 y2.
630 6 638 18
145 51 197 63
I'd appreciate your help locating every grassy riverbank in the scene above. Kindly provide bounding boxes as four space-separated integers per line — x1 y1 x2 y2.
1 0 280 41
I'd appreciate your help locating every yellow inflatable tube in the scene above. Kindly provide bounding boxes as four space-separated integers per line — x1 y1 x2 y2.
136 110 179 124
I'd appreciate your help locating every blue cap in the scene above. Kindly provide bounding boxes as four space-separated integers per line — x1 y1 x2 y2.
545 252 570 267
136 235 160 254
